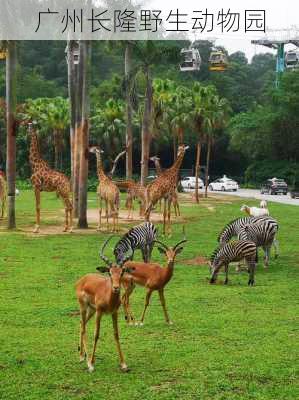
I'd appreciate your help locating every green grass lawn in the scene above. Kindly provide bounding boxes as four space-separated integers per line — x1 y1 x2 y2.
0 191 298 400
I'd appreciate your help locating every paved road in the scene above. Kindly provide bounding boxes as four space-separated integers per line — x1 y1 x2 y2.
210 188 299 206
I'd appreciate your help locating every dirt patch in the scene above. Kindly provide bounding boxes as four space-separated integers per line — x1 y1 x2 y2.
183 255 209 266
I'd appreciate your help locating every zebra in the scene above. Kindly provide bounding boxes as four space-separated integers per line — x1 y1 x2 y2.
210 240 257 286
237 220 278 268
218 216 279 258
114 222 157 264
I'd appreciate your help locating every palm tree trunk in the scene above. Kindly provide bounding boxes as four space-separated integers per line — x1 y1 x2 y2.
195 140 202 203
205 137 212 198
53 129 59 170
6 41 17 229
77 40 90 229
67 41 78 195
73 45 82 218
140 67 152 186
125 42 133 179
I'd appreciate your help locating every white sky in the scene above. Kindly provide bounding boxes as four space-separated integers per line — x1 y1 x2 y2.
147 0 299 60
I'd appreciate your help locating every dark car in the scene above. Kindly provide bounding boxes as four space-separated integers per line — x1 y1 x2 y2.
290 184 299 199
260 178 288 195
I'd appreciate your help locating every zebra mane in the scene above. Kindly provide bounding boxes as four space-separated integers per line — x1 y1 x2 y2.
217 217 243 242
210 246 221 262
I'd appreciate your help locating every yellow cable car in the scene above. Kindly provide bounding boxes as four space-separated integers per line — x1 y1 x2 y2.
209 50 228 72
0 50 7 60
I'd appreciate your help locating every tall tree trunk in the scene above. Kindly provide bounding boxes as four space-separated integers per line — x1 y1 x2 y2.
173 132 177 161
67 40 78 200
77 41 90 229
73 45 82 218
6 41 17 229
205 137 212 198
140 67 152 186
195 140 202 203
53 129 59 170
125 42 133 179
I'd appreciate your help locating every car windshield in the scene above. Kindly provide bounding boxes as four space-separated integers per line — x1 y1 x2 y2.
273 179 286 184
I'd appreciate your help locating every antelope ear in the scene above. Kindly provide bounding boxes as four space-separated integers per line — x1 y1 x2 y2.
124 267 135 273
175 246 184 255
96 266 110 273
157 247 166 254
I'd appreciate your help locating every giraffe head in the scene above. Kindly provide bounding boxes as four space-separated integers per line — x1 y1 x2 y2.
150 156 160 163
177 144 189 157
89 146 104 155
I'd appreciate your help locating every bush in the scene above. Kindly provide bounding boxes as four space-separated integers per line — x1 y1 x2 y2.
245 160 299 186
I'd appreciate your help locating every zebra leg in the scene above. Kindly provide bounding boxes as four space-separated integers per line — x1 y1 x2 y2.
224 264 229 285
247 261 256 286
262 246 269 269
273 239 279 259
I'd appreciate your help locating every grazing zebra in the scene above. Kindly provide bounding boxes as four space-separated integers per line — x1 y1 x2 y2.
237 220 278 268
218 216 279 258
114 222 157 264
210 240 257 286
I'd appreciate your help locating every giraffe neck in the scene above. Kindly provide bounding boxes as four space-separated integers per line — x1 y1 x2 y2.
168 150 185 176
96 152 107 180
155 160 163 176
29 131 44 171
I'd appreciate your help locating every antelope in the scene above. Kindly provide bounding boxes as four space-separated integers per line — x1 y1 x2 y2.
75 237 134 373
121 239 187 326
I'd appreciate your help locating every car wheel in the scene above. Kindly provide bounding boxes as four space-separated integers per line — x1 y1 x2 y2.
221 186 226 192
208 185 213 191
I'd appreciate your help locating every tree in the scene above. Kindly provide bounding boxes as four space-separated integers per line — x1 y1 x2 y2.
204 93 231 197
77 41 91 229
5 41 17 229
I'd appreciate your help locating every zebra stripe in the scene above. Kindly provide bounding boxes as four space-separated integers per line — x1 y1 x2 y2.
237 220 278 267
210 240 257 286
218 216 278 245
114 222 157 264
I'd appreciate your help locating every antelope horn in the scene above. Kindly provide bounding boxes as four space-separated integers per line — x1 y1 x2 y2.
99 236 114 267
153 240 168 250
173 239 187 251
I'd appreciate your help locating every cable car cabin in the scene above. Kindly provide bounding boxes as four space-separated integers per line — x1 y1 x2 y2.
209 51 228 72
285 50 299 70
0 50 7 60
180 48 201 72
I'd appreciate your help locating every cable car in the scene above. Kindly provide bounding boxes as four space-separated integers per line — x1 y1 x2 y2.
285 49 299 70
209 50 228 72
0 50 7 60
180 48 201 72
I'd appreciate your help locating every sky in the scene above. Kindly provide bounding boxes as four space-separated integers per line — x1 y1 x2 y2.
147 0 299 60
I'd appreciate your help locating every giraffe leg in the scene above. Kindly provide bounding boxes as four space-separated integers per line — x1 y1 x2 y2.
163 199 167 236
105 200 109 231
97 195 102 231
167 198 172 236
33 188 41 233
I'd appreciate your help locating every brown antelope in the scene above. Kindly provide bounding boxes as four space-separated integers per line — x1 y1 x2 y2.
122 239 187 326
75 237 134 372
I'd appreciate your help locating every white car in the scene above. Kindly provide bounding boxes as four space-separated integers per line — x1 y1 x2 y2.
209 176 238 192
181 176 204 191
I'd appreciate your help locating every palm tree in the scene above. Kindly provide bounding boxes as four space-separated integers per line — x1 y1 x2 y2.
124 41 134 179
204 94 231 198
5 41 17 229
191 84 215 203
77 40 90 229
91 99 126 155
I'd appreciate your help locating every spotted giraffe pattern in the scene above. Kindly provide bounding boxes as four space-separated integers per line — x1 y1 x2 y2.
28 124 73 233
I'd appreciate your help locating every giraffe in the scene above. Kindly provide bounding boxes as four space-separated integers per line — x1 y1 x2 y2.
89 146 119 232
150 155 180 217
145 145 189 235
0 175 7 219
115 180 146 219
28 123 73 233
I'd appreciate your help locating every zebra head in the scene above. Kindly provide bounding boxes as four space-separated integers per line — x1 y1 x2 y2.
209 248 223 283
